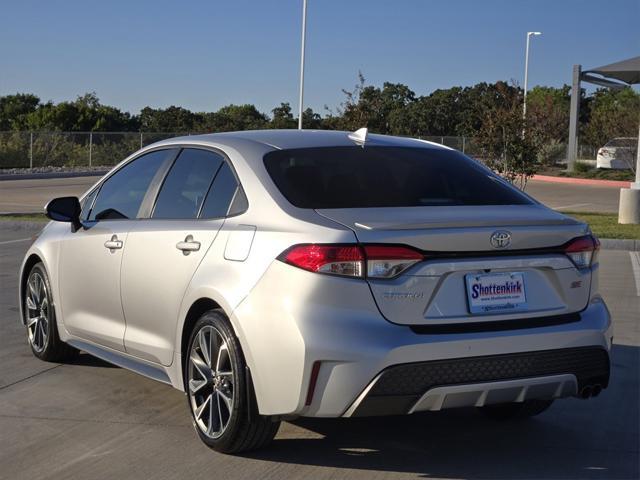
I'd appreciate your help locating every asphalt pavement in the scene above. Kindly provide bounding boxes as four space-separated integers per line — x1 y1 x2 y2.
0 224 638 480
525 180 621 213
0 175 624 214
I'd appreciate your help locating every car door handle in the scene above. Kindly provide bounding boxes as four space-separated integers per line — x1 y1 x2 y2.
104 235 123 251
176 235 201 255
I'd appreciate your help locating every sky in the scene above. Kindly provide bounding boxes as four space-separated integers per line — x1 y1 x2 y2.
0 0 638 116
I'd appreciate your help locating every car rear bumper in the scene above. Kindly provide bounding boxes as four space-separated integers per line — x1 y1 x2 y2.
596 154 631 169
233 262 612 418
343 346 609 417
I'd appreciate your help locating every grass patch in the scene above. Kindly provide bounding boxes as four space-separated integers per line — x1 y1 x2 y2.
562 211 640 239
539 165 635 181
0 213 48 222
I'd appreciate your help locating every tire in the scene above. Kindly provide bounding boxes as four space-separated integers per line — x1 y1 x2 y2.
479 399 554 420
24 262 78 362
184 309 280 453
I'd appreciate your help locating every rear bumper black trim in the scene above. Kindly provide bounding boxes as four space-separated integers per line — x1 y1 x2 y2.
409 312 581 335
349 346 610 417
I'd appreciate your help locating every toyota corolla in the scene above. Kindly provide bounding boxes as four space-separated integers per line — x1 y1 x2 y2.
19 129 612 453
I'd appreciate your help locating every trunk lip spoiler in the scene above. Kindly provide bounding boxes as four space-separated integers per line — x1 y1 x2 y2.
361 235 596 262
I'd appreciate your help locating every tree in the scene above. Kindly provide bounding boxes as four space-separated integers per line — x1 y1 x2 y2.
475 83 539 189
301 107 322 129
525 86 571 165
20 93 137 132
198 104 268 132
139 105 198 132
73 93 137 131
582 87 640 148
0 93 40 130
270 103 296 129
339 77 415 134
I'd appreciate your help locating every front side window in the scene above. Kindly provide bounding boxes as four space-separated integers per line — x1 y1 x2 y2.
152 149 223 219
80 188 98 221
89 149 172 220
264 146 533 209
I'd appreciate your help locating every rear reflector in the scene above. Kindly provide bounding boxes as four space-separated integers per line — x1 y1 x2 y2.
564 235 600 268
305 361 322 406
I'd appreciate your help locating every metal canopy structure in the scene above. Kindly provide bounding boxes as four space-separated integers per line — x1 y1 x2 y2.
567 56 640 172
586 56 640 85
566 55 640 224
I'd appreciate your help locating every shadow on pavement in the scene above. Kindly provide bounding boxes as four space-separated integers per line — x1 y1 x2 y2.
247 344 639 479
66 351 119 368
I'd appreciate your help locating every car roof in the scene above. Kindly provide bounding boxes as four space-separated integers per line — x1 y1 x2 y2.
153 129 450 152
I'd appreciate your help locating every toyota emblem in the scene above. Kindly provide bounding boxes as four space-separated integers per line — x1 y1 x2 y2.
490 230 512 249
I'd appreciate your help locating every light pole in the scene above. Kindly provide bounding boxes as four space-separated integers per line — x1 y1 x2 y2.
298 0 308 130
523 31 542 118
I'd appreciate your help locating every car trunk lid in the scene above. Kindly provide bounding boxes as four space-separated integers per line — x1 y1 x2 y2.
316 205 592 326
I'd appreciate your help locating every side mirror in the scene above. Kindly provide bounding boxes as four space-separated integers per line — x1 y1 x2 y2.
45 196 81 231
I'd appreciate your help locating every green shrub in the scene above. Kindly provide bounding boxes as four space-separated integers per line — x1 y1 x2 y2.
573 161 593 174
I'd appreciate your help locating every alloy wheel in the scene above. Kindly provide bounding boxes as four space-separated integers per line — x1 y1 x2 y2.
25 271 49 353
188 325 235 439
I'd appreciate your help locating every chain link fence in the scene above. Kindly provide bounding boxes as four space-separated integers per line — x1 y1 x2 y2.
0 131 183 169
0 131 600 169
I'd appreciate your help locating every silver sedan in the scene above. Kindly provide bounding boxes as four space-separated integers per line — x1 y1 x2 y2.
19 129 611 453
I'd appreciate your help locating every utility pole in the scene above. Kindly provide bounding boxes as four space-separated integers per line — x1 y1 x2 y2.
297 0 308 130
523 31 542 119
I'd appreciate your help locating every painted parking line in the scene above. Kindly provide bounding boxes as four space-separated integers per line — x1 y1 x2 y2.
0 237 32 246
551 203 592 211
630 251 640 297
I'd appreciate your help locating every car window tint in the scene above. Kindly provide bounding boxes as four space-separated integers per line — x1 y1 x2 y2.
153 149 223 219
89 149 171 220
200 162 239 218
264 146 532 208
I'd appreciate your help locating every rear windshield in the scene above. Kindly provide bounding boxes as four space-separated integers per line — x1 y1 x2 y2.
263 146 532 209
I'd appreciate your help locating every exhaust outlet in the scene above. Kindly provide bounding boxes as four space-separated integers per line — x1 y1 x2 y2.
580 386 593 399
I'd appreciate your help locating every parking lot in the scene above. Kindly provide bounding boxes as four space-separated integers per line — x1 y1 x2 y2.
0 221 638 479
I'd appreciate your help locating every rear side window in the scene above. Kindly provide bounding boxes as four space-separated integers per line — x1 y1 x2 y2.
200 162 240 218
263 146 532 209
153 149 223 219
90 149 171 220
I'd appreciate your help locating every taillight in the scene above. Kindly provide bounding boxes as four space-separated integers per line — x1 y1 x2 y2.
279 244 364 277
363 245 424 278
278 244 424 279
564 235 600 268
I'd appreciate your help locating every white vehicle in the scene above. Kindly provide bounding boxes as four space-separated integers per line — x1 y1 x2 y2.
596 137 638 169
19 129 612 453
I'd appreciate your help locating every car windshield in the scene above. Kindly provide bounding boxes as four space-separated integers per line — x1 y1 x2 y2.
263 146 532 209
605 138 637 148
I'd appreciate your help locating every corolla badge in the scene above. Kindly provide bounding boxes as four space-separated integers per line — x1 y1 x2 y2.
490 230 512 249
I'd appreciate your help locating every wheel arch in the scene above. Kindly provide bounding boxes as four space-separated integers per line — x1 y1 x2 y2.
19 253 45 326
180 297 222 383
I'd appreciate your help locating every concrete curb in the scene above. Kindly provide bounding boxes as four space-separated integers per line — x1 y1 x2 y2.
599 238 640 251
0 171 107 181
532 174 631 189
0 221 47 231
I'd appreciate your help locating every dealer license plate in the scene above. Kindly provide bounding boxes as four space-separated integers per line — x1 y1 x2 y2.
465 272 527 314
